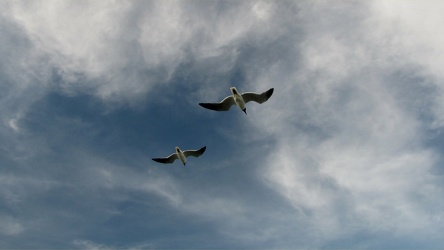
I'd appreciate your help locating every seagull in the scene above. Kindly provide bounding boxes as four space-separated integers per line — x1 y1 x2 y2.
199 87 274 114
152 146 206 166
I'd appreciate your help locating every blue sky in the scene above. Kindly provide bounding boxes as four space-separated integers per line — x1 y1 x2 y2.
1 0 444 249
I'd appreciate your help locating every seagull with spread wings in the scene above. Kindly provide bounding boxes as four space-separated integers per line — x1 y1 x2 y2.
199 87 274 114
152 146 206 166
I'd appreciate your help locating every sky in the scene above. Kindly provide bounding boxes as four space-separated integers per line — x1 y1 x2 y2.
1 0 444 249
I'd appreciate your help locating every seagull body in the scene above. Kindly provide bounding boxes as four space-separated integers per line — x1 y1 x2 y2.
199 87 274 114
152 146 206 165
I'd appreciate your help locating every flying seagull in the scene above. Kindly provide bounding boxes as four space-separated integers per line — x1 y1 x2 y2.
152 146 206 165
199 87 274 114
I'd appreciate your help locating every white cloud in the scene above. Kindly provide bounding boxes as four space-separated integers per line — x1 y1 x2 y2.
0 216 24 236
5 1 283 105
245 0 444 244
368 1 444 128
72 239 112 250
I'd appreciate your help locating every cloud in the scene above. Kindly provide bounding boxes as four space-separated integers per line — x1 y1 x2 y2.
246 0 444 246
72 240 111 250
5 1 283 105
0 215 24 236
368 1 444 130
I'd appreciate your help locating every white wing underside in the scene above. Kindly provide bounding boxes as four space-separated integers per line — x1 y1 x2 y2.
152 153 179 164
199 96 235 111
242 88 274 104
184 146 206 157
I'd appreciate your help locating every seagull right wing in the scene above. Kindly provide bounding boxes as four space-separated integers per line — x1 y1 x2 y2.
242 88 274 104
183 146 206 158
199 96 235 111
152 153 178 164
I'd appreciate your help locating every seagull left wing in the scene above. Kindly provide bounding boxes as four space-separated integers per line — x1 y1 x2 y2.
152 153 178 164
183 146 206 158
199 96 235 111
242 88 274 104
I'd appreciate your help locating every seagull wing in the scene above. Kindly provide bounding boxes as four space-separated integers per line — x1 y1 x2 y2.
199 96 235 111
152 153 178 164
183 146 206 158
242 88 274 104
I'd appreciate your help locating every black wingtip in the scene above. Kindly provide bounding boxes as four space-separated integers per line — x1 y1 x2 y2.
266 88 274 99
200 146 207 154
199 103 209 108
243 109 247 115
199 103 212 110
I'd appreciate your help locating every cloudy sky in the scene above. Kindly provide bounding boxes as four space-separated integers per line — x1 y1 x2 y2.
1 0 444 249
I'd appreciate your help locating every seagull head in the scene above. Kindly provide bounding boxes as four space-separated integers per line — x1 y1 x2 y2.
230 87 239 96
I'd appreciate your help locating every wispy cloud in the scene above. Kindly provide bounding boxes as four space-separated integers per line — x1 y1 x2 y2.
248 0 444 246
